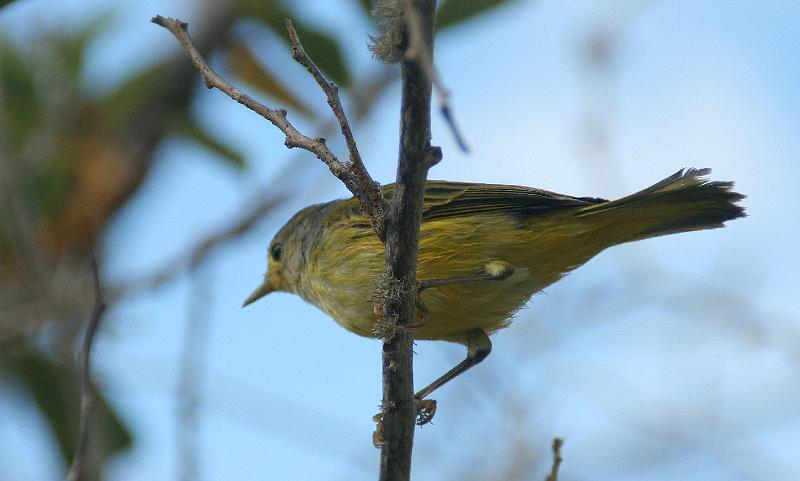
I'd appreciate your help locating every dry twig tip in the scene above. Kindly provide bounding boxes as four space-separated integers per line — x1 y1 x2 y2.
545 437 564 481
66 257 107 481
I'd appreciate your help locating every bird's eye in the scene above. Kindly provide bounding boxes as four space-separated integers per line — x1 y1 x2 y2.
270 242 283 261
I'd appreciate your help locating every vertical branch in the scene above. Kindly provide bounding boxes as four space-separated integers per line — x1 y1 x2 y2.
176 269 213 481
378 1 438 480
66 257 107 481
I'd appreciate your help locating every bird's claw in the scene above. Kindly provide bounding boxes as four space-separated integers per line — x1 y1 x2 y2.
371 398 437 448
416 398 437 425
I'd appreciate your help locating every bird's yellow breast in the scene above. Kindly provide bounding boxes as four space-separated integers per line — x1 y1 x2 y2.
297 211 605 346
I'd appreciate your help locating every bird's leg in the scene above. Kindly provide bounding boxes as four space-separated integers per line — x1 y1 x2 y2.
412 295 431 328
370 261 510 434
414 329 492 425
411 260 513 329
417 259 514 291
409 261 510 424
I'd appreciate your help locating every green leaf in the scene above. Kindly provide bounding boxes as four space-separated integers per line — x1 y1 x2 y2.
227 42 314 117
240 0 352 87
51 13 111 80
25 158 75 221
436 0 520 31
239 0 286 32
0 207 10 252
289 24 351 87
0 39 41 152
357 0 374 15
99 63 169 129
1 346 133 468
5 349 75 460
172 114 246 170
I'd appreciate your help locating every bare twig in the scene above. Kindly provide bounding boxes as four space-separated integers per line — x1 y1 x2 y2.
151 15 386 239
438 103 468 153
66 257 107 481
545 438 564 481
402 0 469 152
283 19 386 234
377 1 437 479
176 270 213 481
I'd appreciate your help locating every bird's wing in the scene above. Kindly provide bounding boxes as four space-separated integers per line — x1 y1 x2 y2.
380 181 607 221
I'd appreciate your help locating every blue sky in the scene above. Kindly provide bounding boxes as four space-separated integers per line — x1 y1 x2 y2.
1 1 799 480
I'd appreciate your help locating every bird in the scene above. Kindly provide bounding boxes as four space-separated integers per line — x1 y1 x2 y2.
243 168 745 420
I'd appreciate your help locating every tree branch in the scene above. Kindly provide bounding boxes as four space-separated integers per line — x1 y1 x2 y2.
283 20 386 235
154 8 435 480
545 438 564 481
402 0 468 152
176 270 213 481
151 15 386 239
66 257 107 481
377 1 438 480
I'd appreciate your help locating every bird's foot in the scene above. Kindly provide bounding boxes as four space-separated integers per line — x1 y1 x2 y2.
370 398 437 448
416 398 437 426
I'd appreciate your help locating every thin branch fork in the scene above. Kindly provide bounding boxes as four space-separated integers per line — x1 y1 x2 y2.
283 19 385 230
66 257 107 481
151 15 386 239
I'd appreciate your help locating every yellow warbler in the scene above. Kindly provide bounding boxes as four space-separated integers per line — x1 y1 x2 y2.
244 168 744 406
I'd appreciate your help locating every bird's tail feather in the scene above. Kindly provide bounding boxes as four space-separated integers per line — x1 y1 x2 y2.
576 168 746 244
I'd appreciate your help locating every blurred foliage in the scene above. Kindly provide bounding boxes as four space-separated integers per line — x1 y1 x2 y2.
1 345 132 481
0 39 41 153
436 0 520 30
240 0 351 86
0 0 516 479
171 113 247 170
226 41 315 117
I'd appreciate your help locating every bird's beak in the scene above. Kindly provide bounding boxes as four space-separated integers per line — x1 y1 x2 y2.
242 279 275 307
